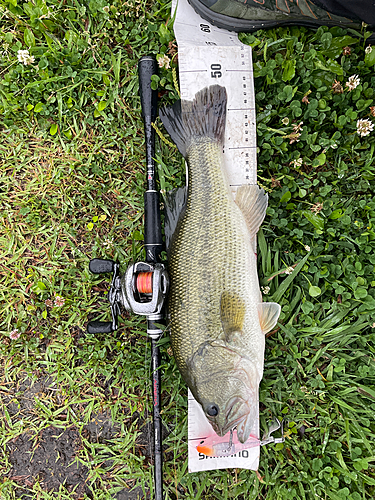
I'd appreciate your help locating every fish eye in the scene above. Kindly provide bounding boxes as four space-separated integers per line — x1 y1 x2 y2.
206 404 219 417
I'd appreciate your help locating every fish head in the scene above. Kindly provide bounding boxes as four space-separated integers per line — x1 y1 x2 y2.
188 341 260 443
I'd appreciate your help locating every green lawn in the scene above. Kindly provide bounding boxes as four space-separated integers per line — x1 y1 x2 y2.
0 0 374 498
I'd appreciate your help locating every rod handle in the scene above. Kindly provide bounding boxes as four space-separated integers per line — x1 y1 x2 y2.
144 191 162 263
138 55 158 123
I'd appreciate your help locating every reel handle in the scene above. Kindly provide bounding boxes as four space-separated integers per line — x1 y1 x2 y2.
89 258 115 274
87 320 114 334
87 259 120 335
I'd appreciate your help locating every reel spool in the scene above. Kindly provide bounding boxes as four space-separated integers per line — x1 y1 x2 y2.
137 272 153 295
122 261 169 317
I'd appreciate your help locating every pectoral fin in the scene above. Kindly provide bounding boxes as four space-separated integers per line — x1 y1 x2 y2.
235 184 268 238
258 302 281 334
220 291 245 337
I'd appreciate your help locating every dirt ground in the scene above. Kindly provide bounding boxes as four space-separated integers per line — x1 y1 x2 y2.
7 426 90 497
2 374 152 499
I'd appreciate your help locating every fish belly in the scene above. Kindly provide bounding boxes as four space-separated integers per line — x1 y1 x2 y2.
168 138 264 382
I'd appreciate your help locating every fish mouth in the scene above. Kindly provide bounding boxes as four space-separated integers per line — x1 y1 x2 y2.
211 396 253 442
236 413 252 443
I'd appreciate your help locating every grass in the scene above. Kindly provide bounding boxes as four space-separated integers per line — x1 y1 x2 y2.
0 0 375 498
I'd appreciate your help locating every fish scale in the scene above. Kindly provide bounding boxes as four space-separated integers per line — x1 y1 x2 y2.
160 85 281 443
168 138 263 380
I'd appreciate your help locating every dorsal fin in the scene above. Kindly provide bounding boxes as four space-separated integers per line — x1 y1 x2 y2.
163 186 187 251
235 184 268 238
220 291 246 337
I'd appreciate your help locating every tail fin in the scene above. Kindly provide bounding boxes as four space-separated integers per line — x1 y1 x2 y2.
159 85 227 157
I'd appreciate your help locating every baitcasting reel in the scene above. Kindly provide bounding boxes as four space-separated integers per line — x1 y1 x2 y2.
87 258 169 338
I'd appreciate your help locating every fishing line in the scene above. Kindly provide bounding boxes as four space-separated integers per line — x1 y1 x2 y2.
137 272 153 294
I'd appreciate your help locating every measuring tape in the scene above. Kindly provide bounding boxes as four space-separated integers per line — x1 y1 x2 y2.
171 0 259 473
172 0 257 196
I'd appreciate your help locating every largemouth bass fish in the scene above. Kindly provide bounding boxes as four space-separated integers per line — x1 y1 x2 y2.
160 85 281 443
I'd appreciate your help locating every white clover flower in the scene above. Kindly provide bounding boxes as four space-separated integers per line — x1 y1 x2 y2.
17 50 29 63
9 328 21 340
282 117 289 125
157 54 170 69
17 49 35 66
54 295 65 307
288 133 300 144
261 286 270 295
284 266 294 275
346 74 360 91
365 46 372 55
293 121 304 133
103 237 114 248
292 157 303 168
357 118 374 137
305 245 311 252
103 5 110 12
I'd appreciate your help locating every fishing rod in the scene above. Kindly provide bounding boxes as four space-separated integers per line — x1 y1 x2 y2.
87 55 168 500
138 54 165 500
